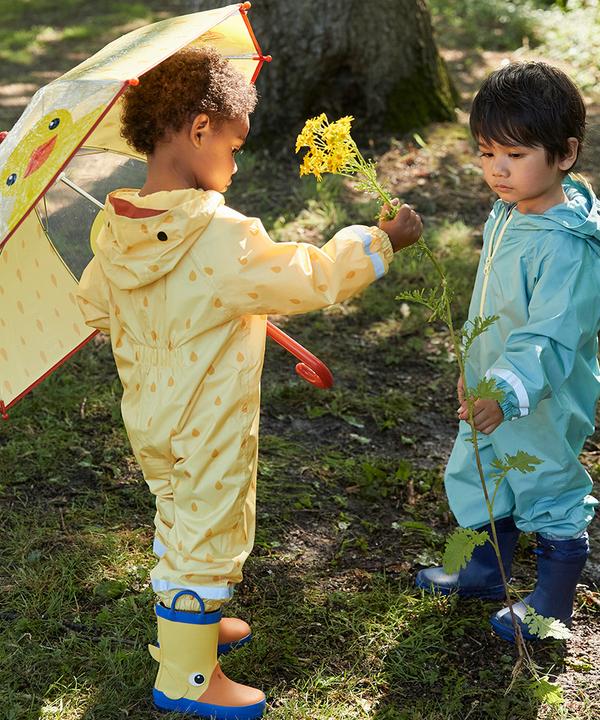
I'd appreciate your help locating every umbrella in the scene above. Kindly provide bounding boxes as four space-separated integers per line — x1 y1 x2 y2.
0 2 332 419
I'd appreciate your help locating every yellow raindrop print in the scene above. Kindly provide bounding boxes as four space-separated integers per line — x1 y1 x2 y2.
237 352 244 362
205 529 213 539
211 449 219 458
189 270 197 281
191 502 198 512
168 376 174 387
290 298 301 304
271 266 281 273
346 270 356 279
215 396 222 406
149 264 159 272
215 481 223 490
192 428 200 437
36 319 43 332
214 298 222 308
190 351 198 362
150 383 157 392
248 292 258 299
203 267 214 276
318 284 328 292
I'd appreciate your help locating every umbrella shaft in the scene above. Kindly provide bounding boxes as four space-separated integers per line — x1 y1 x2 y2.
58 173 104 210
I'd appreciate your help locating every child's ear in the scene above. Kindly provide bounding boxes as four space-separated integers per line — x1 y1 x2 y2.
190 113 210 148
559 137 579 172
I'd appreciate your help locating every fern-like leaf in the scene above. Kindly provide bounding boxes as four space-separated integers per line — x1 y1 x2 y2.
442 528 489 574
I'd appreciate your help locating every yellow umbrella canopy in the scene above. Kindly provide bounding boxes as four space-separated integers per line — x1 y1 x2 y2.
0 2 270 417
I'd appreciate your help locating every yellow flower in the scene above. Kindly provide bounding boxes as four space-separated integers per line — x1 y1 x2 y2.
296 113 358 180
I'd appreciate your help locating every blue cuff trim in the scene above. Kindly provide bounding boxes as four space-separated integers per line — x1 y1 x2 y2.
152 578 234 600
153 538 167 557
347 225 386 279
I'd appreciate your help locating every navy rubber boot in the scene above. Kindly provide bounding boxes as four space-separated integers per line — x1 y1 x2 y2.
415 516 520 600
490 532 589 642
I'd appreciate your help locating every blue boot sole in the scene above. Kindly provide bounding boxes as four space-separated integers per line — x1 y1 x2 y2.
153 689 266 719
218 632 252 656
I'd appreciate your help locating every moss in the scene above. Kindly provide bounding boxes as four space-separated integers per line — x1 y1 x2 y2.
386 55 456 132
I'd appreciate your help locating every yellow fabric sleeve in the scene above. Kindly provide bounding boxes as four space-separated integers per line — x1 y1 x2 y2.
209 216 394 316
76 255 111 333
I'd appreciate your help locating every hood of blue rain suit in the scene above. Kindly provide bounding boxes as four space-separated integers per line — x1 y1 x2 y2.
94 188 225 290
505 174 600 255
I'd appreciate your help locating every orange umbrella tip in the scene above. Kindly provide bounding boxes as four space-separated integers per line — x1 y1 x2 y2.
264 55 272 63
127 77 140 86
0 130 8 144
241 2 251 11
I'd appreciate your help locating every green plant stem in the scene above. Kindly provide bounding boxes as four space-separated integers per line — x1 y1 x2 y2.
417 238 528 663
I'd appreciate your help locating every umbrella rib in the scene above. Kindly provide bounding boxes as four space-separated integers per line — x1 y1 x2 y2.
58 173 105 210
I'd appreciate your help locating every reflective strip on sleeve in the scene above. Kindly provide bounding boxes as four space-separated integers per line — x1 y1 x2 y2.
347 225 386 279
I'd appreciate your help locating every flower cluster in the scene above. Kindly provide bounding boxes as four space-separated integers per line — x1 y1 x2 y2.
295 113 357 181
296 113 395 213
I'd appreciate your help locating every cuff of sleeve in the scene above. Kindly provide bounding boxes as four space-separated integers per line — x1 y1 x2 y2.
492 376 522 421
369 226 394 265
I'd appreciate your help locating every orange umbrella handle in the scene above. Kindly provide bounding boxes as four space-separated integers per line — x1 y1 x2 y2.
266 320 333 389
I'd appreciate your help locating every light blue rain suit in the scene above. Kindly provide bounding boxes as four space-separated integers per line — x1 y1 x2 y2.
446 175 600 537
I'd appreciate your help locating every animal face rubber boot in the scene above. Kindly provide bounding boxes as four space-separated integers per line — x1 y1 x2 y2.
149 591 265 719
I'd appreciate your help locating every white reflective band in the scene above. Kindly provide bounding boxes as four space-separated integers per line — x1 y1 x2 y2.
486 367 530 417
152 578 234 600
153 538 167 558
347 225 386 279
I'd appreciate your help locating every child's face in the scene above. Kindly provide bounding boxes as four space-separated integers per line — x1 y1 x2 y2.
191 114 249 193
477 139 577 214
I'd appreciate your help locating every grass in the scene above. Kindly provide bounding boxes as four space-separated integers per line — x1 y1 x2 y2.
1 1 600 718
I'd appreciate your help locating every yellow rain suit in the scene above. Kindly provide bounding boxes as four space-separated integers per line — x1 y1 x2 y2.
77 188 393 601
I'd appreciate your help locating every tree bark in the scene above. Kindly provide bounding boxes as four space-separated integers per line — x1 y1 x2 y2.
189 0 456 138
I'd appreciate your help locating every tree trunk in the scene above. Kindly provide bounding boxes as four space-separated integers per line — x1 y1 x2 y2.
189 0 456 138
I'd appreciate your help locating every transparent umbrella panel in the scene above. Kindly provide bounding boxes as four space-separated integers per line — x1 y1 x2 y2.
35 148 146 280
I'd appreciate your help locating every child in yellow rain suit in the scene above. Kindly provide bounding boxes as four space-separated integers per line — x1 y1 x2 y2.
77 47 422 719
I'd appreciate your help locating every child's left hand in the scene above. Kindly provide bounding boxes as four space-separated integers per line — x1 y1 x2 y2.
458 398 504 435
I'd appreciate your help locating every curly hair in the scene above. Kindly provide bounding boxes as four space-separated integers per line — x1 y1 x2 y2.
121 46 258 155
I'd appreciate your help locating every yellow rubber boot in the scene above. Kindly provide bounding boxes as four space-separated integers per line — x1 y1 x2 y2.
149 591 266 719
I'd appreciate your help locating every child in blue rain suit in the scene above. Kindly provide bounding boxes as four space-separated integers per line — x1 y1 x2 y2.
416 62 600 642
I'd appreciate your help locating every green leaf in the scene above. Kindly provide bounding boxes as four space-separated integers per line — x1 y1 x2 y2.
504 450 543 474
462 315 499 357
442 528 489 574
472 376 505 402
530 676 565 706
523 606 571 640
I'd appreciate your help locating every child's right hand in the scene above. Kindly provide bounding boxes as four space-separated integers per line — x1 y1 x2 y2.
379 201 423 252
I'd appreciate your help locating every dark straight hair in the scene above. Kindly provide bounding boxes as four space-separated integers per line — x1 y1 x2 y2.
470 62 586 168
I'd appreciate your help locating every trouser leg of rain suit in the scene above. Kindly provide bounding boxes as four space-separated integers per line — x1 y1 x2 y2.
490 533 590 643
415 516 520 599
445 419 597 537
135 448 253 655
149 591 265 719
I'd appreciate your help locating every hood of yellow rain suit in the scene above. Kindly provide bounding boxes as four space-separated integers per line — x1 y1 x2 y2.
94 188 225 289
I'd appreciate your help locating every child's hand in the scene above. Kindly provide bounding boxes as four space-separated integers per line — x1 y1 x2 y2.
379 201 422 252
458 396 504 435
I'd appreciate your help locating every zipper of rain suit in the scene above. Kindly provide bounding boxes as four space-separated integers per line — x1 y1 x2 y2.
479 208 514 317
